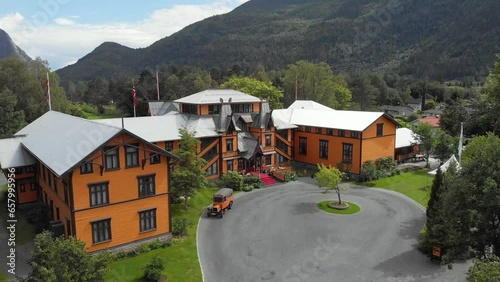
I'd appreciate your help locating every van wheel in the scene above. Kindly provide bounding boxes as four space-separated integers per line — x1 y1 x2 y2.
220 212 223 218
207 213 210 217
228 202 233 210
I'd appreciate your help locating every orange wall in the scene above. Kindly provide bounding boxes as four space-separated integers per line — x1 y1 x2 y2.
361 136 395 165
363 116 397 139
71 135 169 211
69 133 171 251
75 195 170 252
361 116 396 166
293 131 362 174
16 179 37 204
38 166 72 237
14 168 37 204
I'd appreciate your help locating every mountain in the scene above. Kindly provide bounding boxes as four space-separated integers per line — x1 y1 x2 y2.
57 0 500 82
0 29 32 62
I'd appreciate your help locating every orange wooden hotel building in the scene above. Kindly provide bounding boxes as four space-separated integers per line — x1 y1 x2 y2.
0 89 399 252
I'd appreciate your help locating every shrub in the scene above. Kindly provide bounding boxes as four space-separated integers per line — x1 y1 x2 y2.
284 172 297 182
222 170 244 190
207 178 224 188
467 256 500 282
252 182 263 189
143 255 166 282
23 202 50 233
148 240 163 250
172 217 193 237
137 243 151 254
243 174 261 185
375 157 397 177
359 160 378 182
242 185 253 192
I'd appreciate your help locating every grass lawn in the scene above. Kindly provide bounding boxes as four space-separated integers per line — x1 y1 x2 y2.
317 201 361 215
361 170 434 207
106 187 219 282
79 104 122 120
0 272 8 282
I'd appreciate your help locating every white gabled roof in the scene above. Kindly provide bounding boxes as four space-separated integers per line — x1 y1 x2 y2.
16 111 122 176
271 109 297 130
174 89 261 104
273 108 386 131
95 112 220 142
0 136 36 169
288 100 335 111
396 128 419 148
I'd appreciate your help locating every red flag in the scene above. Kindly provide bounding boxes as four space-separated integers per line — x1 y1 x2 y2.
132 82 137 108
46 72 52 111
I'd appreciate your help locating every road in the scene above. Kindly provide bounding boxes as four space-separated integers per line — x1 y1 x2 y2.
0 173 32 281
198 178 470 282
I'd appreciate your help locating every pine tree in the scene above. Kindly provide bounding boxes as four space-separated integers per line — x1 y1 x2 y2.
170 128 207 209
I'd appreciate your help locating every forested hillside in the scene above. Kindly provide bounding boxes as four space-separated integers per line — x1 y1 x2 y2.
57 0 500 82
0 29 32 62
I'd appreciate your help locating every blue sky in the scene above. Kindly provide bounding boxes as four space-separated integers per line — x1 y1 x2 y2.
0 0 248 69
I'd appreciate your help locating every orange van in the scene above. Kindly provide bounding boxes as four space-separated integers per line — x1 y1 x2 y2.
207 188 234 218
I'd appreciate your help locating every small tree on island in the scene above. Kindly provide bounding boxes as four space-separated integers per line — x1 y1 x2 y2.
171 128 207 209
316 164 345 205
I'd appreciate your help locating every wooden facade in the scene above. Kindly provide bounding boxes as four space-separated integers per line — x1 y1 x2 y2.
293 115 397 175
12 131 174 252
2 91 401 253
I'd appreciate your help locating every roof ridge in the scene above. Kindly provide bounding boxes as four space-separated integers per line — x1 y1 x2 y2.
48 110 124 130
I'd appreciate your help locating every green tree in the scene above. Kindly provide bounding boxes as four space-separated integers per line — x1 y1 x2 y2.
347 73 379 110
0 89 25 137
84 77 109 113
442 133 500 261
419 168 447 257
440 102 470 136
479 55 500 135
171 128 207 209
433 129 457 164
0 57 46 122
220 76 284 109
412 123 435 167
25 231 112 282
283 61 351 109
315 164 345 205
467 256 500 282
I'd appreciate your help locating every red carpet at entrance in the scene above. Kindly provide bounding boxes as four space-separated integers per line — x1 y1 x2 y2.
259 173 277 186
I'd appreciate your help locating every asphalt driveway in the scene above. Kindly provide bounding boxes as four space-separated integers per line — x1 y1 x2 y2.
198 178 470 282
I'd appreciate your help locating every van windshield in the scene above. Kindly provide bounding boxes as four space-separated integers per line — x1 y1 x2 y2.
213 196 223 202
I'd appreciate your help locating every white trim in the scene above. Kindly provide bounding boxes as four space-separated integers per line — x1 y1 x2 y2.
222 156 240 161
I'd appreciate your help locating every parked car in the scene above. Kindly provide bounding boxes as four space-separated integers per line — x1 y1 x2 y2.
207 188 234 218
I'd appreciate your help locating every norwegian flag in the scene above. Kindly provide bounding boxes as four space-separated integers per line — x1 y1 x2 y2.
132 81 137 108
46 72 52 111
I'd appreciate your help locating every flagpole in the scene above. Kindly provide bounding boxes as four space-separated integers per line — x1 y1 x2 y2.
156 65 160 101
458 122 464 164
208 71 212 89
46 72 52 111
132 79 137 118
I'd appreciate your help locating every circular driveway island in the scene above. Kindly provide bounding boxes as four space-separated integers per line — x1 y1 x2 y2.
197 178 469 282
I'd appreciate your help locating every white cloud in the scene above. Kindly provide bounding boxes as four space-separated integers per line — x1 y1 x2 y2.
54 17 75 25
0 0 249 70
